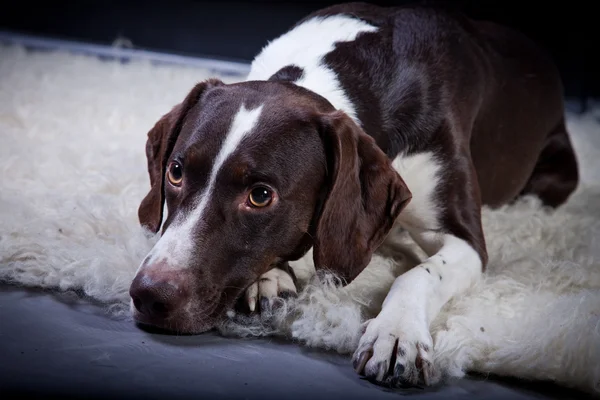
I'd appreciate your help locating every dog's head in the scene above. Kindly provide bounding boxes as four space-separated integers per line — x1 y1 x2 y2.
130 79 412 333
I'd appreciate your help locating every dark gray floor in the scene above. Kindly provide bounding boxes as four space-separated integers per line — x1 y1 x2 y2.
0 285 588 400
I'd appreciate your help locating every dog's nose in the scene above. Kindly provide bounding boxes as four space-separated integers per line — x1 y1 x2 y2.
129 268 188 321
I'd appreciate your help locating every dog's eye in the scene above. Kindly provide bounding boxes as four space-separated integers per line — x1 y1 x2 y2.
167 161 183 186
248 186 273 208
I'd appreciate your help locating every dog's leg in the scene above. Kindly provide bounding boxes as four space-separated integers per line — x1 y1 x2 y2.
352 150 486 387
519 118 579 208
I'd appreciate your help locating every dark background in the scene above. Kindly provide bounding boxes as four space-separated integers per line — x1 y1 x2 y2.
0 0 596 103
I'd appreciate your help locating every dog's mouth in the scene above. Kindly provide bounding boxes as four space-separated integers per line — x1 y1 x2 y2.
132 304 220 334
130 285 246 335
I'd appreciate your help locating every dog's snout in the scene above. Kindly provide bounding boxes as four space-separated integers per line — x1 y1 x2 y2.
129 268 188 321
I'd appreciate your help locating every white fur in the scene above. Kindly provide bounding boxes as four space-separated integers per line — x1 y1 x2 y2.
246 15 377 123
143 103 264 270
384 233 482 324
245 268 297 312
392 151 443 231
1 45 599 395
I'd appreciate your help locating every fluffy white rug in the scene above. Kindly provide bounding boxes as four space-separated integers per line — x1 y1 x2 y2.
1 44 599 396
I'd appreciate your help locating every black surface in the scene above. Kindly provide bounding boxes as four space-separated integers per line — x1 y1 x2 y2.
0 0 597 99
0 285 592 400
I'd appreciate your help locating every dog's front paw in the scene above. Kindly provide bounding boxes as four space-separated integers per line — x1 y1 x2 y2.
245 267 297 314
352 316 438 387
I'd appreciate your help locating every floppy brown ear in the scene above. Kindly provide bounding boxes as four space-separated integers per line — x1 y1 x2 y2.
138 79 224 233
312 111 412 283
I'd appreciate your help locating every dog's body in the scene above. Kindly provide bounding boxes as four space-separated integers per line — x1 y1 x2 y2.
129 2 578 387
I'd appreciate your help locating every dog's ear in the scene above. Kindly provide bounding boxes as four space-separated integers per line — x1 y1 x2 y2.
312 111 412 283
138 79 224 233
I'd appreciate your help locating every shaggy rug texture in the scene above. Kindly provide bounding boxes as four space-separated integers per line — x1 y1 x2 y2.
1 44 599 396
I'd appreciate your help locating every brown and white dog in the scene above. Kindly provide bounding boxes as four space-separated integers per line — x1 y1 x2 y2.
129 2 579 387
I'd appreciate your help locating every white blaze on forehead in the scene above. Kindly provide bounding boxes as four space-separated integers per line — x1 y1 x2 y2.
139 103 265 271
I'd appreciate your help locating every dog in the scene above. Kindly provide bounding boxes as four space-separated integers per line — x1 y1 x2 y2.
129 2 579 387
